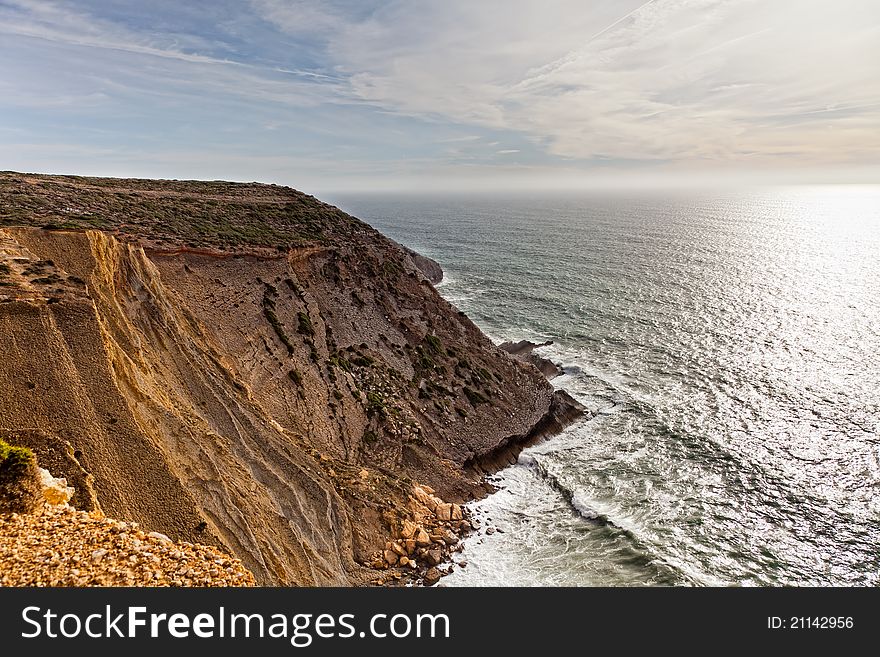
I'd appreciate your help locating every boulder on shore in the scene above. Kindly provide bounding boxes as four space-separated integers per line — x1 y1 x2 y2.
423 567 441 586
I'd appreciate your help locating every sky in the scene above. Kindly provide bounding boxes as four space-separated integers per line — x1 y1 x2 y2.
1 0 879 194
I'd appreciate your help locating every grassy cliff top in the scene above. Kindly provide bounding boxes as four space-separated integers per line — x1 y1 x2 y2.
0 171 365 251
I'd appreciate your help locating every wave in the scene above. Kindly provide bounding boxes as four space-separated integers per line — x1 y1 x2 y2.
533 338 782 497
433 274 455 289
516 452 691 585
517 453 609 527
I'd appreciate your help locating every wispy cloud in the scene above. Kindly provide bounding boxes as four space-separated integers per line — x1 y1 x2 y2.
0 0 349 109
253 0 880 167
284 0 880 165
0 0 237 66
436 135 482 143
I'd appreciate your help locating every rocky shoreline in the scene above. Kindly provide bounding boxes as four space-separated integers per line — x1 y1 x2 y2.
0 344 582 589
369 343 587 586
500 339 564 379
367 484 470 586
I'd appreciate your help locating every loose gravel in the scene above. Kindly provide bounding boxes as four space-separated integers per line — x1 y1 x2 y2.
0 504 255 587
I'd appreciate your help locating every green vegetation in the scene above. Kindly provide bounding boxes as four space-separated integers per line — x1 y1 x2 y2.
463 387 489 406
287 369 306 400
382 259 401 276
262 285 294 355
328 345 375 394
287 369 303 387
475 366 492 382
411 334 450 377
350 354 374 368
0 438 34 471
329 353 353 373
424 334 442 355
297 312 314 337
414 346 435 371
366 391 388 418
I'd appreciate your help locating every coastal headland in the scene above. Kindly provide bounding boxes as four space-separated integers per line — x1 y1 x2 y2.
0 172 584 586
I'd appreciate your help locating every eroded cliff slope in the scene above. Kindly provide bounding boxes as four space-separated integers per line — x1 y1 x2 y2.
0 172 582 585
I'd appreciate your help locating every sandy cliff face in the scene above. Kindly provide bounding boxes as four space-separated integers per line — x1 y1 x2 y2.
0 174 580 585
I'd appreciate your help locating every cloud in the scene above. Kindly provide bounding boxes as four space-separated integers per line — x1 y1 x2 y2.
0 0 349 111
0 0 234 65
436 135 482 143
254 0 880 166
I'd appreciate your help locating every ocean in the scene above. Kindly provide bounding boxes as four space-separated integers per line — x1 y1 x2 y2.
330 187 880 586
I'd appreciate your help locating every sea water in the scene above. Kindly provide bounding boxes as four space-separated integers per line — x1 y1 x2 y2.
330 187 880 586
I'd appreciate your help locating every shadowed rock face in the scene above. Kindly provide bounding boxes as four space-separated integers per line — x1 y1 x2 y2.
499 340 564 380
0 172 583 585
398 244 443 285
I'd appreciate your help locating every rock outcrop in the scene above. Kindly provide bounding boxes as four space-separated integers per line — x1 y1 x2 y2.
398 243 443 285
1 429 99 510
500 339 564 379
0 172 584 585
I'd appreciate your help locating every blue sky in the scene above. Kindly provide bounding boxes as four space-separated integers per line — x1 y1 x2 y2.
1 0 879 193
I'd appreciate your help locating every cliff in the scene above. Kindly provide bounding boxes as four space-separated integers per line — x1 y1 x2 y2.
0 171 583 585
